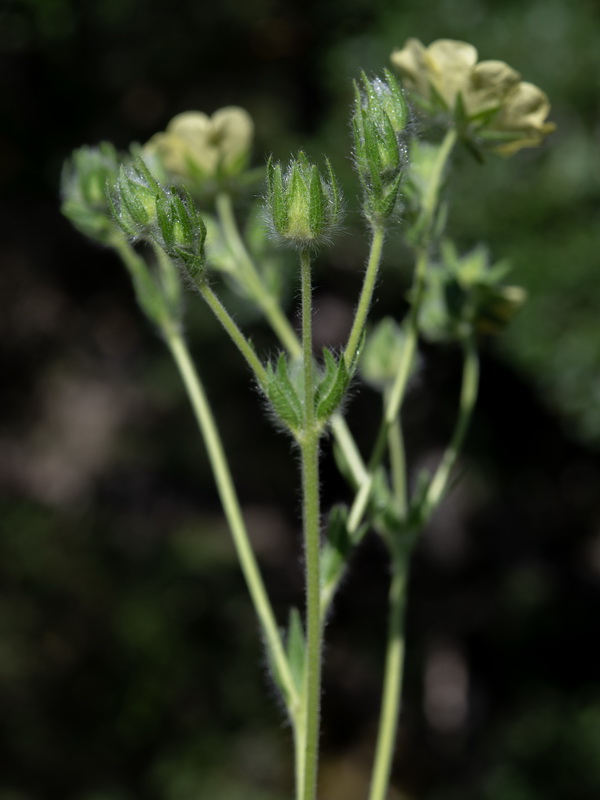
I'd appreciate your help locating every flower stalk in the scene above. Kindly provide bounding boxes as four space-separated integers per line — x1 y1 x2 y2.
61 39 553 800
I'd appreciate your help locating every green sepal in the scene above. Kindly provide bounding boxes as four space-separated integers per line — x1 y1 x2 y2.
308 165 325 237
286 608 306 695
267 157 288 235
380 110 402 174
325 158 341 221
378 169 404 221
315 348 350 422
264 353 303 434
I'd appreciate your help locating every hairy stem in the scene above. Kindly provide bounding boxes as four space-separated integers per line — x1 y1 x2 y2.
216 191 302 358
386 389 407 518
198 282 267 386
422 334 479 520
344 224 386 369
298 247 322 800
368 553 409 800
164 326 299 716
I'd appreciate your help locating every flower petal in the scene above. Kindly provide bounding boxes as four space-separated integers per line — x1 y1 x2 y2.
211 106 254 170
424 39 478 108
390 38 430 97
490 82 556 154
464 60 521 116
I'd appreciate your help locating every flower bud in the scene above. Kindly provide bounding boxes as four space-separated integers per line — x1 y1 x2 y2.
61 143 120 244
155 187 207 279
266 152 343 248
111 162 161 238
352 70 410 224
110 159 207 279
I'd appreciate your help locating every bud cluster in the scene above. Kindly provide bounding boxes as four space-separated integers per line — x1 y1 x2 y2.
266 152 343 249
109 160 207 279
352 70 410 224
418 242 526 341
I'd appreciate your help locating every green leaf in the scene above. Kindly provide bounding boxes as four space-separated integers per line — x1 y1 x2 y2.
265 353 303 433
315 349 350 422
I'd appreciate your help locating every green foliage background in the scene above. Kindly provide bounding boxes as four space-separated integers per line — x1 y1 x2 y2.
1 1 600 799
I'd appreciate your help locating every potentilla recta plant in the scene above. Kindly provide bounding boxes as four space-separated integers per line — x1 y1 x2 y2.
61 39 555 800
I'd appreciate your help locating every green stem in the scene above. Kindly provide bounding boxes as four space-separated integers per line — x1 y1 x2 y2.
298 247 322 800
214 197 369 489
422 334 479 520
330 412 369 489
385 390 407 518
216 191 302 358
163 326 299 717
367 336 478 800
420 127 458 234
198 282 267 386
344 127 460 548
343 224 386 369
345 248 428 544
368 553 409 800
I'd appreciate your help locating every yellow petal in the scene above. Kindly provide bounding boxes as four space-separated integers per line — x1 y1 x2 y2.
143 132 199 176
390 38 430 97
211 106 254 170
424 39 478 108
464 60 521 116
166 111 218 173
495 81 553 130
490 82 556 154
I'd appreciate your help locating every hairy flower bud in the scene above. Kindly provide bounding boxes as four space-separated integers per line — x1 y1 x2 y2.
111 162 161 238
155 187 207 279
266 152 343 248
61 143 120 244
109 159 207 279
352 70 410 224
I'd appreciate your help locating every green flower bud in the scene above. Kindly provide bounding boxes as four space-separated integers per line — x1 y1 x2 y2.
352 70 410 224
110 161 162 239
110 159 207 279
61 143 120 244
155 187 207 279
266 152 343 248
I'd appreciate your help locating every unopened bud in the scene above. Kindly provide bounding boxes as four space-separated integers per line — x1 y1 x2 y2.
266 152 343 248
61 143 120 244
352 70 411 224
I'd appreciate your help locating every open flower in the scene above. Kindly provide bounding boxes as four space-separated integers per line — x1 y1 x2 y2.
391 38 555 155
145 107 254 181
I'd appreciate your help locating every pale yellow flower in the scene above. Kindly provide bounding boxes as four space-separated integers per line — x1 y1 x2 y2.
391 38 555 154
145 107 254 180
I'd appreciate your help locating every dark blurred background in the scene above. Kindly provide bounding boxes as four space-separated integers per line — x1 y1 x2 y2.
2 0 600 798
